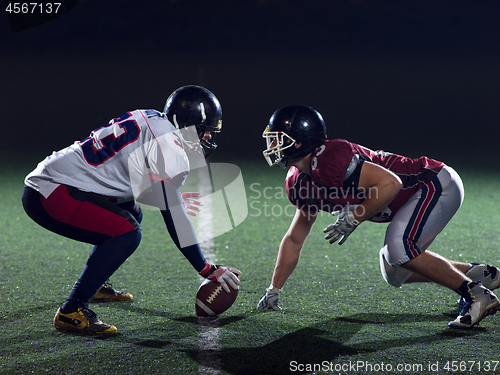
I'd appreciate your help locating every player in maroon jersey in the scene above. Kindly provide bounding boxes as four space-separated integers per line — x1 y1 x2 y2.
257 104 500 329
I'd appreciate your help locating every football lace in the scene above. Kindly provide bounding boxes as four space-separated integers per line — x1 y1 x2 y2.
206 285 223 304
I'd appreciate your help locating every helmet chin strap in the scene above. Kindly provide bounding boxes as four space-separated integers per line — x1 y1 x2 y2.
200 138 217 157
276 157 288 169
198 126 217 156
282 141 303 165
171 117 218 157
279 142 309 170
287 147 314 175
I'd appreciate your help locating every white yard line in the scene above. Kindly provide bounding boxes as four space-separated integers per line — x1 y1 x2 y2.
196 165 221 375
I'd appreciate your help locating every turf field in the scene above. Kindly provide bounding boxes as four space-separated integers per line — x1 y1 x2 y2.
1 159 500 375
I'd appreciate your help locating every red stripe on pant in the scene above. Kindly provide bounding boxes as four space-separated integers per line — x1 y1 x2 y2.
40 185 136 237
405 182 437 258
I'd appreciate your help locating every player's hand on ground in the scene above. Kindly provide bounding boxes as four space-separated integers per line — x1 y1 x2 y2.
181 192 203 216
199 263 241 293
323 205 360 245
257 285 282 311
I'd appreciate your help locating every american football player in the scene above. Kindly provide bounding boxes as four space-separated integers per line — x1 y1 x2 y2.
22 85 241 334
257 104 500 329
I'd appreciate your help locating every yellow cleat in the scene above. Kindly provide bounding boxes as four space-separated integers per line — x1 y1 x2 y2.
54 307 117 334
91 282 133 302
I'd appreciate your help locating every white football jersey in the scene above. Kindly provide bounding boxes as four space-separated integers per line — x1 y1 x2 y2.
25 110 190 202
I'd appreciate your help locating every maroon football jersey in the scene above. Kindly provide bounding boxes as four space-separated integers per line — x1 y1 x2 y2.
286 139 444 222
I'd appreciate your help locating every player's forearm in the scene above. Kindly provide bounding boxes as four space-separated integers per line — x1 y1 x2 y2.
160 209 207 272
355 162 402 222
178 244 207 273
271 235 303 289
354 179 402 222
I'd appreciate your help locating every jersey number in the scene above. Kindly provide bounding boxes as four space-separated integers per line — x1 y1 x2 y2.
79 112 140 166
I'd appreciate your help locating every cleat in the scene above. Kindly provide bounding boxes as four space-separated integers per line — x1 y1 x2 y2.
54 307 117 334
91 281 133 302
449 281 500 329
466 263 500 290
457 263 500 311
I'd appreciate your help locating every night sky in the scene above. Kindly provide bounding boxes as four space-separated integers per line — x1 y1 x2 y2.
2 0 499 168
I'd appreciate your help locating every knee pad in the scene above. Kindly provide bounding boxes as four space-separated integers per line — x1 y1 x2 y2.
379 247 414 288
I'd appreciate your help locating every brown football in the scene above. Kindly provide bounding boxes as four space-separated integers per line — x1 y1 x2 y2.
195 278 239 317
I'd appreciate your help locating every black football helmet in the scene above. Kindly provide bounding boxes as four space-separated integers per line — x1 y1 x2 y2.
164 85 222 156
263 105 327 168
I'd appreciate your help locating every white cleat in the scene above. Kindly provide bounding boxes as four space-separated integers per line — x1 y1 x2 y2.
449 281 500 329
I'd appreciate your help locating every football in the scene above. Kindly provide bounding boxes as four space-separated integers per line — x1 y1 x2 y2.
195 278 239 317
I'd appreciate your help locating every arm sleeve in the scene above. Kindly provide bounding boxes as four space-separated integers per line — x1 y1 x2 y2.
342 154 365 191
157 180 207 272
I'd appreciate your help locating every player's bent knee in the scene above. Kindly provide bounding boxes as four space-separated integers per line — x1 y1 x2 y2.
381 271 405 288
379 248 406 288
86 229 141 270
111 229 142 257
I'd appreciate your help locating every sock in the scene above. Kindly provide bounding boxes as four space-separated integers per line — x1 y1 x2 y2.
466 262 480 274
61 300 88 314
455 280 481 300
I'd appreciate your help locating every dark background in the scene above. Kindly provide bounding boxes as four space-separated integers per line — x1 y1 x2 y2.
2 0 500 169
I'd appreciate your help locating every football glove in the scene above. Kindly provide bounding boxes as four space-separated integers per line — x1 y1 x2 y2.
181 192 203 216
257 285 282 311
199 262 241 293
323 205 361 245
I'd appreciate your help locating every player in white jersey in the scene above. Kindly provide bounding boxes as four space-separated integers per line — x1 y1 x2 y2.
22 86 241 334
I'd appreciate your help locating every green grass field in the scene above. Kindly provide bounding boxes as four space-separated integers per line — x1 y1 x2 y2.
1 159 500 375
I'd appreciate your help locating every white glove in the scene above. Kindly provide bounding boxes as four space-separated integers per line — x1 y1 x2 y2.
199 263 241 293
323 205 361 245
181 192 203 216
257 285 282 311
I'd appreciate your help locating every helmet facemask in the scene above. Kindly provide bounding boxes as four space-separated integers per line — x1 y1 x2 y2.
176 122 203 154
198 118 222 157
262 125 297 169
172 114 222 157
